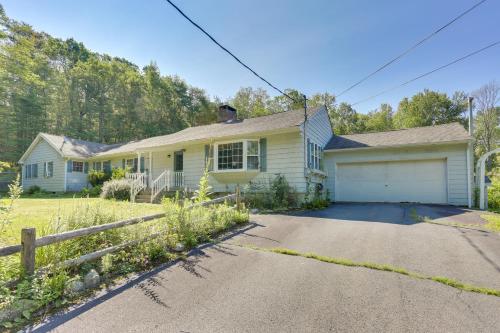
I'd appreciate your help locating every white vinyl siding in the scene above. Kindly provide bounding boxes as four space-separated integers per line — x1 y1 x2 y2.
325 143 469 206
21 140 65 192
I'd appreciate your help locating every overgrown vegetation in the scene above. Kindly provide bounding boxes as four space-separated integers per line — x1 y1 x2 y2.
0 171 249 329
0 175 22 235
481 214 500 232
243 175 298 210
88 170 111 187
487 177 500 212
302 182 330 210
100 179 132 201
240 245 500 297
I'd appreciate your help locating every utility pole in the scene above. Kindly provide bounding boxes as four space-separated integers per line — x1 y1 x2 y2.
468 96 474 136
467 96 474 208
303 94 308 176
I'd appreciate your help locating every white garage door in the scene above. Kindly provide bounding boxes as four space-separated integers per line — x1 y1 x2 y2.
336 159 447 204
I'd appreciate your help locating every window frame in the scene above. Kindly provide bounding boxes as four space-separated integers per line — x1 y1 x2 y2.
103 160 111 173
212 139 260 173
93 161 102 171
307 140 324 172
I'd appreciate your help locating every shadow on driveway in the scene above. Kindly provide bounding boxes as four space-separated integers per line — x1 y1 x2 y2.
29 222 262 333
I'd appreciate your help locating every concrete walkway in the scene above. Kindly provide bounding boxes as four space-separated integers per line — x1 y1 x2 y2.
31 203 500 333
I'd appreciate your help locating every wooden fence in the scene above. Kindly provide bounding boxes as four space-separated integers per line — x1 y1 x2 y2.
0 192 239 279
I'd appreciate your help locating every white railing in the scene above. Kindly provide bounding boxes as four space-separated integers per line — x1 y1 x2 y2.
173 171 184 188
151 170 170 203
127 172 147 202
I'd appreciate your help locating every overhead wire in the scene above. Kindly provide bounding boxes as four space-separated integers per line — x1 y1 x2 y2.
350 40 500 106
336 0 488 98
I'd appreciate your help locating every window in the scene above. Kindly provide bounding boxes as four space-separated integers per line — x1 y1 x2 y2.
93 161 102 171
247 140 259 170
218 142 243 170
44 161 53 178
125 158 137 172
307 140 323 171
25 163 38 179
212 140 261 172
103 161 111 173
72 161 84 172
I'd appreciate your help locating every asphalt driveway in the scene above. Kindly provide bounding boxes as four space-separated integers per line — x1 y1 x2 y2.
31 203 500 333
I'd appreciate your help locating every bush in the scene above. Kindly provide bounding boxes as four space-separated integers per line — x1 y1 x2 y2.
111 167 127 180
302 182 329 210
88 170 110 187
26 185 42 195
80 185 102 197
243 174 298 210
487 178 500 212
100 179 132 201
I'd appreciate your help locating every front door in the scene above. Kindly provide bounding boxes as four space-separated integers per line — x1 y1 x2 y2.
174 151 183 172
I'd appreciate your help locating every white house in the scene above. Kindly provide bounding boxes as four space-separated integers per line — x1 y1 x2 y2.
18 105 473 206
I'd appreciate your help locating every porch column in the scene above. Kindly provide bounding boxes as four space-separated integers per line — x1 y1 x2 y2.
149 151 153 186
137 152 141 173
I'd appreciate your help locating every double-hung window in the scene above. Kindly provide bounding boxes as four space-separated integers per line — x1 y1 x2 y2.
44 161 53 178
307 140 323 171
72 161 84 173
25 163 38 179
103 161 111 173
93 161 102 171
213 140 260 172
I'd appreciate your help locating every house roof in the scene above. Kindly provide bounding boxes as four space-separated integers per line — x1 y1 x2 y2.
23 107 323 160
93 106 323 156
40 133 120 158
325 122 471 151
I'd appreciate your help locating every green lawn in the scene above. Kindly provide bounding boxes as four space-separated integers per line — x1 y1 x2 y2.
0 197 163 246
481 214 500 232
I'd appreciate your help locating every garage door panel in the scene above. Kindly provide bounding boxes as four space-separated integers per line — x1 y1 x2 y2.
336 159 447 204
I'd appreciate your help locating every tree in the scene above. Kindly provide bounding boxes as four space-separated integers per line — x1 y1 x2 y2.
330 103 365 135
365 103 393 132
393 89 466 129
230 87 271 119
473 81 500 161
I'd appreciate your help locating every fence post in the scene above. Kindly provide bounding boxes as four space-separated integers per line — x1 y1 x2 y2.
236 185 241 211
21 228 36 276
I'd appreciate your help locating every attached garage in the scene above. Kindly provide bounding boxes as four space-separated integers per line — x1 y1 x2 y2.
324 123 473 206
335 159 447 204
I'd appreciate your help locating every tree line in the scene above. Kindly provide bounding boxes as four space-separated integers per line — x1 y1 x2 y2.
0 5 498 164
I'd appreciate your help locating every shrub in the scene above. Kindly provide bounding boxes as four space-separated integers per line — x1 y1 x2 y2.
26 185 42 195
243 174 298 210
111 167 127 180
487 178 500 212
100 179 132 201
80 185 102 197
88 170 110 187
302 182 329 210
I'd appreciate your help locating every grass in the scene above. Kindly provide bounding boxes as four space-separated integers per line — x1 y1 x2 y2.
481 214 500 232
0 197 163 246
239 244 500 298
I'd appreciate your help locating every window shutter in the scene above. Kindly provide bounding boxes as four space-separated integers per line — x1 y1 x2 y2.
43 162 47 178
122 159 125 169
84 162 89 174
67 160 72 173
33 164 38 178
140 157 145 173
307 139 311 168
259 138 267 172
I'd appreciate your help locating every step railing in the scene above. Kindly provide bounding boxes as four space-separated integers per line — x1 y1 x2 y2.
127 172 147 202
151 170 170 203
173 171 184 188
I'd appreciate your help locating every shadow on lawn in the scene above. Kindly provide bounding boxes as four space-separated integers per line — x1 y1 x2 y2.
28 222 261 333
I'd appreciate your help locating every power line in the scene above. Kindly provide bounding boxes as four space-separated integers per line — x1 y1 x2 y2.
164 0 296 101
336 0 488 98
350 40 500 106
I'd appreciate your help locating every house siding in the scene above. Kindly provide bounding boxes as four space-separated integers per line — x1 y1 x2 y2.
324 143 469 206
21 140 65 192
181 131 307 193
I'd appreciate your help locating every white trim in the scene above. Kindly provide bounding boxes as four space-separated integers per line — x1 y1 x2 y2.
211 139 260 173
324 140 471 153
64 159 68 191
466 142 472 208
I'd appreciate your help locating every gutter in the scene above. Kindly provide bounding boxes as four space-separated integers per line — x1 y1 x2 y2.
324 139 472 153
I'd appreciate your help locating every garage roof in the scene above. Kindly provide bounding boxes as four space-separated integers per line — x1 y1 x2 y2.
325 122 471 151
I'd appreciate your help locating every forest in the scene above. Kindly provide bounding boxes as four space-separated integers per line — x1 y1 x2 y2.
0 5 498 164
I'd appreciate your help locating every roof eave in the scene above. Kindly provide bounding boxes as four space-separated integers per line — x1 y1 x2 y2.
324 139 472 153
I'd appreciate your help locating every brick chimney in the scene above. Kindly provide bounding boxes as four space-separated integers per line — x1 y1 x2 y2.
218 105 237 123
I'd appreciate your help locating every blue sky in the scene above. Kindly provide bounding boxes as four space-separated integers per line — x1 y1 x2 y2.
2 0 499 113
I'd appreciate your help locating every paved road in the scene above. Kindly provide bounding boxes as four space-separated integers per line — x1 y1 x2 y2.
31 203 500 333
